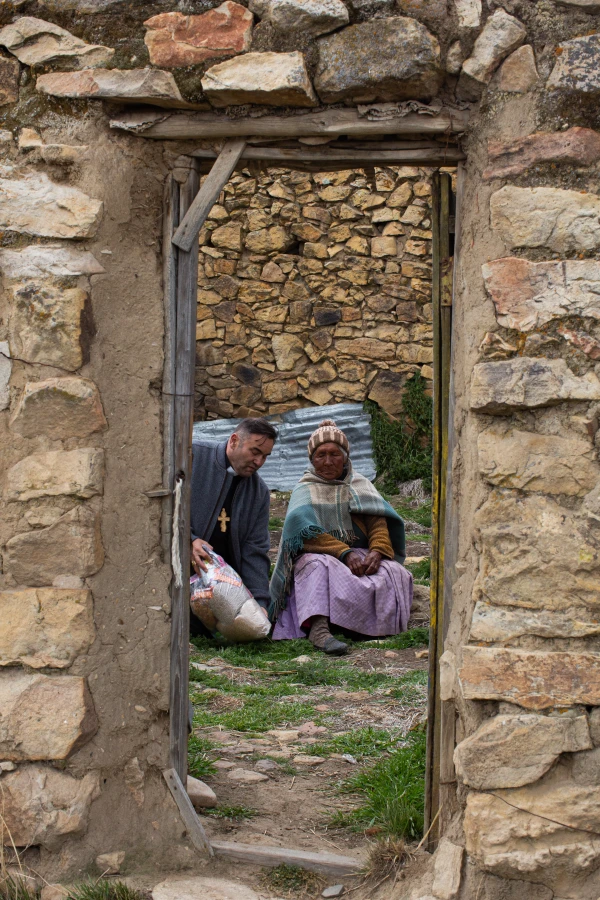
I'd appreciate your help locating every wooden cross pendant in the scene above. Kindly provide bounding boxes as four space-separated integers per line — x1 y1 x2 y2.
218 508 230 533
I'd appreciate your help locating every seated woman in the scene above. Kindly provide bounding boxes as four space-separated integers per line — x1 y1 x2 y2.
270 419 413 656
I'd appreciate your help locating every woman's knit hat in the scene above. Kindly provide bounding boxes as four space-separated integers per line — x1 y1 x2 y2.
307 419 350 459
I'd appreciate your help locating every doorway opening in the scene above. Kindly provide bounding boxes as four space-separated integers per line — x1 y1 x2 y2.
165 151 458 874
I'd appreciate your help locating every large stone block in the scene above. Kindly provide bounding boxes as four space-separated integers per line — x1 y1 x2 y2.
0 171 102 240
477 428 598 495
5 506 104 587
482 257 600 332
1 765 100 850
336 338 396 360
432 839 464 900
0 16 114 67
367 370 411 416
464 774 600 889
485 127 600 180
202 51 317 108
0 587 94 668
470 357 600 413
0 245 104 278
249 0 348 37
144 3 252 67
0 55 19 106
498 44 538 93
491 185 600 253
36 68 187 109
10 377 107 439
473 491 600 612
314 17 442 104
470 601 600 642
455 714 591 789
272 334 305 371
460 646 600 709
0 671 97 760
548 33 600 95
460 9 525 94
6 448 104 502
9 282 89 370
455 0 481 28
0 340 10 411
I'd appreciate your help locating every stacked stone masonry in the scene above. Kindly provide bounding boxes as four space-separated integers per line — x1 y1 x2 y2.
1 0 600 895
195 164 434 420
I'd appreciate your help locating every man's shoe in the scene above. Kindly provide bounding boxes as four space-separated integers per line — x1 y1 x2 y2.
322 636 349 656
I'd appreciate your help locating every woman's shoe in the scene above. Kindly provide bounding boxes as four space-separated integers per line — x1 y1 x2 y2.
322 635 349 656
308 615 348 655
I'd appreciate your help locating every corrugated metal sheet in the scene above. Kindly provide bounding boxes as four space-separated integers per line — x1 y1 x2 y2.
192 403 376 492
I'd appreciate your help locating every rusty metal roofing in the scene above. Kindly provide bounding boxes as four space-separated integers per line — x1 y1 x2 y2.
192 402 376 491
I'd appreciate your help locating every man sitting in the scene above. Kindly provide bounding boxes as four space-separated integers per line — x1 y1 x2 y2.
190 417 277 632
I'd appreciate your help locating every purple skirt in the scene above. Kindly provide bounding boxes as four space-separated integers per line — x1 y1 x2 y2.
272 549 413 640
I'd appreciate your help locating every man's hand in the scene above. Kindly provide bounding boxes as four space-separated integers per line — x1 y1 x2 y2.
363 550 383 576
191 538 212 573
344 551 366 577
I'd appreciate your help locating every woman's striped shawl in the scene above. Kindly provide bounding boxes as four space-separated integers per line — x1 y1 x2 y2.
268 463 406 619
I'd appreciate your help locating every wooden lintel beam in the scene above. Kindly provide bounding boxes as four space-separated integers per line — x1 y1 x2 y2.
172 138 245 251
191 145 465 167
111 107 469 140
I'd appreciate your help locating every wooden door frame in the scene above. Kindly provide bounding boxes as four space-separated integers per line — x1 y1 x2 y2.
160 132 465 857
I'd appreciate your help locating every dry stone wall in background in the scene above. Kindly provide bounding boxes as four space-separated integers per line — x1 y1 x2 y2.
195 164 434 421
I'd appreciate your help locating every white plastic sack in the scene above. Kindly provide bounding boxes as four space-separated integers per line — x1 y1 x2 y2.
190 551 270 642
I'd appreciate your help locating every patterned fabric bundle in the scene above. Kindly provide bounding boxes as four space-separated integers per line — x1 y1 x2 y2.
269 462 406 619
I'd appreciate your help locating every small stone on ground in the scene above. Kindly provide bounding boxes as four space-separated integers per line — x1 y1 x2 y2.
226 767 270 783
187 775 217 808
323 886 345 898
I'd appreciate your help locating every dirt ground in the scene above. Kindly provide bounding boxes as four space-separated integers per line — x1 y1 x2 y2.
187 490 432 898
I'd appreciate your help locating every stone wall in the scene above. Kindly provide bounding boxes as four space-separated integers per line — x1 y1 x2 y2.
2 0 600 896
195 165 434 420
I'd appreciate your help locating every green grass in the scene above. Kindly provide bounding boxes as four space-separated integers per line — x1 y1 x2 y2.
203 805 257 821
67 883 145 900
333 730 427 840
303 726 398 760
269 516 284 530
193 697 319 732
387 670 428 704
393 499 432 529
366 375 433 494
406 533 431 543
188 734 217 779
383 628 429 649
191 636 321 668
0 877 38 900
260 865 324 898
405 558 431 585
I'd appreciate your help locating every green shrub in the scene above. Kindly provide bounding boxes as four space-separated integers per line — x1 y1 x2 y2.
366 374 433 493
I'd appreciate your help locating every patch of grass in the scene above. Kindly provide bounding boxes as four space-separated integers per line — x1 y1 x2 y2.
0 876 38 900
366 375 433 494
257 755 298 776
387 670 428 705
278 660 396 692
260 864 324 899
203 805 257 821
393 500 432 529
405 558 431 585
269 516 284 530
406 533 431 543
380 628 429 650
190 636 321 668
67 882 146 900
333 730 426 840
304 727 398 760
188 734 217 779
193 697 319 732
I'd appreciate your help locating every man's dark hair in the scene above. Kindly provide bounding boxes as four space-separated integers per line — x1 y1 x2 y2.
235 417 278 444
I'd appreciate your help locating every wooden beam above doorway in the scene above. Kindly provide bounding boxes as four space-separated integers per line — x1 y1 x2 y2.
191 144 465 170
110 106 469 140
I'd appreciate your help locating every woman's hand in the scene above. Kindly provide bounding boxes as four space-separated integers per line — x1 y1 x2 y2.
344 551 366 577
363 550 382 576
